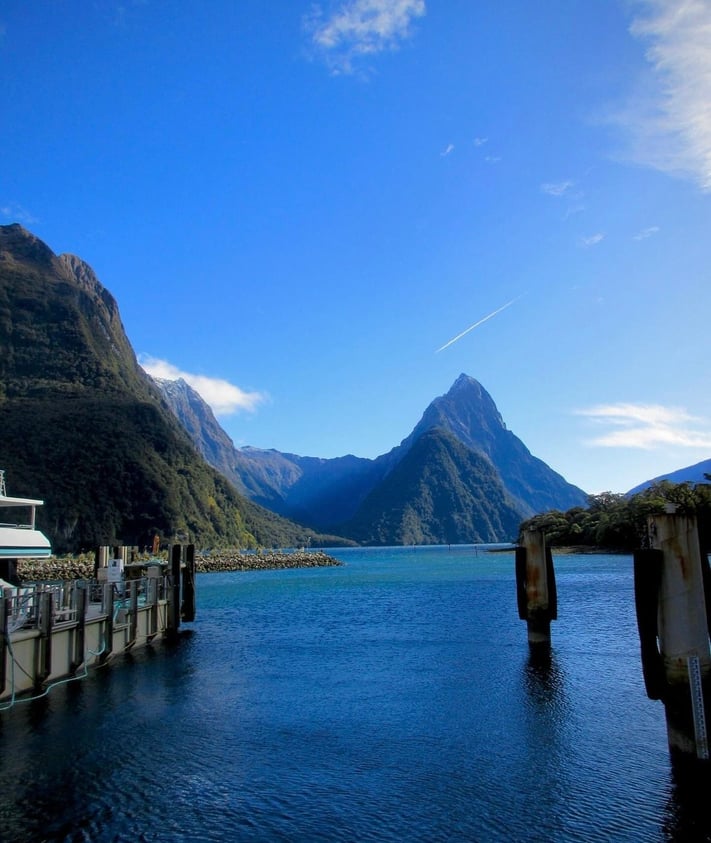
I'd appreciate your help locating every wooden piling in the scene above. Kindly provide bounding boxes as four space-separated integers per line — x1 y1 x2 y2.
516 529 556 645
638 512 711 760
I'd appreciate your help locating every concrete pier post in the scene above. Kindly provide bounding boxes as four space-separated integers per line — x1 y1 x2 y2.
635 512 711 759
516 529 557 645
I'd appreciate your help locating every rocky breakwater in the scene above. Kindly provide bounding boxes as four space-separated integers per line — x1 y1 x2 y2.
196 550 342 572
13 550 342 582
17 557 94 581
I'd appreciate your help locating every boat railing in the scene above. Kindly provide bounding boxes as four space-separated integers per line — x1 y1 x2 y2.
1 575 170 633
2 586 40 632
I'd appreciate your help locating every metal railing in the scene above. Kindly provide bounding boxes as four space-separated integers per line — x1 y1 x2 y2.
1 576 170 633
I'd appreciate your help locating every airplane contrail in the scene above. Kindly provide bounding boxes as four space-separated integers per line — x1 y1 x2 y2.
435 296 522 353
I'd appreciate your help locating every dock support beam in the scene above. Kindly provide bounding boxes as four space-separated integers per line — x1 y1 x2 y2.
72 584 87 672
38 591 53 686
634 512 711 761
516 529 557 646
167 544 182 638
181 544 196 623
127 580 138 649
0 595 7 696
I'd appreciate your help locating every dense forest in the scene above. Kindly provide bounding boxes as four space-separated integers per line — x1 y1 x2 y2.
518 478 711 553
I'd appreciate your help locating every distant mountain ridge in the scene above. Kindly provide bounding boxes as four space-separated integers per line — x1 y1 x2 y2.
0 224 342 552
155 372 588 545
627 458 711 495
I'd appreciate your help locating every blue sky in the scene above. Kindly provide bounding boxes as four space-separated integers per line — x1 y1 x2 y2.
2 0 711 494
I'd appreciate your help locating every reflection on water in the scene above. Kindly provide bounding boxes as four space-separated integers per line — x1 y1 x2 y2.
664 757 711 842
524 644 566 709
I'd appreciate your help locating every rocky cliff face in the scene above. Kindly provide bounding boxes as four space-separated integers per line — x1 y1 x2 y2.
0 224 333 552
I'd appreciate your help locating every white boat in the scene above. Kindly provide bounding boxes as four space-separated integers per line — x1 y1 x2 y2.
0 471 51 560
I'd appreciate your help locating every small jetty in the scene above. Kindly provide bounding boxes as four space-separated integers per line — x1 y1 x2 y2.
0 472 196 706
0 543 196 707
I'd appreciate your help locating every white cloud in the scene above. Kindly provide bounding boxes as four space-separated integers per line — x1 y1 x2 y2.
1 203 38 225
576 402 711 449
139 355 267 416
440 143 454 157
633 225 660 240
473 137 488 147
579 232 605 247
541 180 575 197
306 0 426 74
617 0 711 191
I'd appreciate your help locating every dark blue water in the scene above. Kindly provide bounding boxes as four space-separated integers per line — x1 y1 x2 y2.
0 547 707 842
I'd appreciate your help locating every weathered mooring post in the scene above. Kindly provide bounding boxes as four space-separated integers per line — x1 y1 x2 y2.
516 529 557 645
634 511 711 760
166 543 183 638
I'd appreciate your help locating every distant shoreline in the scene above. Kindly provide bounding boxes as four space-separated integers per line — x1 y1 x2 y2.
486 544 632 555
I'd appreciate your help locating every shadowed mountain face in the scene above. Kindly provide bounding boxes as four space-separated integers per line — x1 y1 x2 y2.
399 374 588 517
338 427 524 545
0 224 338 552
156 371 588 546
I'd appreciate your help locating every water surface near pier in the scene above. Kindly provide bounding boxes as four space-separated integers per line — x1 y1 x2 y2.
0 546 705 842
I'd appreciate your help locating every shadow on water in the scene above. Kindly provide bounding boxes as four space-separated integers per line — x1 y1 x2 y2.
523 644 566 709
663 756 711 842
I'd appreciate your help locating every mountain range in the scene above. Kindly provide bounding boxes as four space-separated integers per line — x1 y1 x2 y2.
155 372 589 544
1 223 592 549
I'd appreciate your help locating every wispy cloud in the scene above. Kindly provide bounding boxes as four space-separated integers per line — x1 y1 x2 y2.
0 203 38 225
576 402 711 449
436 296 522 353
541 179 586 217
541 180 575 197
579 232 605 248
615 0 711 191
473 137 488 147
633 225 660 240
440 143 454 157
139 355 267 416
306 0 426 75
